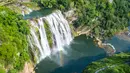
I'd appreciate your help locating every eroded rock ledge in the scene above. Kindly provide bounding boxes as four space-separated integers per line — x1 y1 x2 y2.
20 61 35 73
95 37 116 55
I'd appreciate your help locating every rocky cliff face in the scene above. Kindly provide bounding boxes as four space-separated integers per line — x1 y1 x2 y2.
20 62 35 73
19 0 31 2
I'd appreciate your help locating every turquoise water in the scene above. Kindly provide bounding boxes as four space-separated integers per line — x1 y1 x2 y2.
35 35 130 73
24 8 55 19
35 35 105 73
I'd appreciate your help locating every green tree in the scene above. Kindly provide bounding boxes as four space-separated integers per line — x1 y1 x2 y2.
0 6 30 72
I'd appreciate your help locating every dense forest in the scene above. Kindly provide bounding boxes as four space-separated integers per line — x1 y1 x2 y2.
83 52 130 73
0 6 30 73
34 0 130 39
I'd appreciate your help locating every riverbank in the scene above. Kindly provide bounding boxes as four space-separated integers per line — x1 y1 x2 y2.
75 26 129 55
4 1 39 14
116 31 130 41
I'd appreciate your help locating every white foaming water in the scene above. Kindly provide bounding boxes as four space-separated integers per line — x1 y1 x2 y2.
102 43 116 53
28 10 73 63
44 10 72 51
22 7 32 16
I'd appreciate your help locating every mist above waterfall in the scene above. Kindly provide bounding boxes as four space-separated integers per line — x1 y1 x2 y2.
28 10 73 65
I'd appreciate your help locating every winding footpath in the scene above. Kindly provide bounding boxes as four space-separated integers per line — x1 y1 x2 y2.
95 65 117 73
95 62 130 73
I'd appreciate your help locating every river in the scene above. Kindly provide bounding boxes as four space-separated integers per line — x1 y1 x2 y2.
35 35 130 73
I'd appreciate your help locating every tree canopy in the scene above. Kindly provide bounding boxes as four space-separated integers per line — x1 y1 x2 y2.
0 6 30 73
36 0 130 39
73 0 130 39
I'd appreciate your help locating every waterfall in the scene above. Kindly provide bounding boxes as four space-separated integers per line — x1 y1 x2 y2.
28 10 73 63
44 10 72 51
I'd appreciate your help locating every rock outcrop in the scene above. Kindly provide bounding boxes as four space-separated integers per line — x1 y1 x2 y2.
20 62 35 73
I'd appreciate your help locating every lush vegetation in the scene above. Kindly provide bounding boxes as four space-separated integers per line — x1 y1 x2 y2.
83 52 130 73
0 0 18 6
35 0 130 39
73 0 130 39
44 20 53 48
33 0 74 11
21 2 40 10
0 6 30 73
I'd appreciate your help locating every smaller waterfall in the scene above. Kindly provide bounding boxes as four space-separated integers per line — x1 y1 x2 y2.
28 10 73 64
22 7 32 16
22 10 25 16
